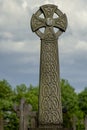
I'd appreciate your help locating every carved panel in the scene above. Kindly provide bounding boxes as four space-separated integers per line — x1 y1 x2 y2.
54 14 67 31
39 39 62 125
31 15 45 32
40 4 57 18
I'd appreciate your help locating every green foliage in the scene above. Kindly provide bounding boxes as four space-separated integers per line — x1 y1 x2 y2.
60 79 79 128
26 85 39 111
78 87 87 115
13 84 28 102
61 79 78 114
4 111 19 130
13 84 39 110
0 99 13 111
0 79 87 129
0 79 13 116
0 79 12 99
60 79 85 129
0 79 19 129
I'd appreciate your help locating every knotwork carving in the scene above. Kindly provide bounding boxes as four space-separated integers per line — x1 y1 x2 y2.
39 39 62 125
30 4 68 127
31 4 67 39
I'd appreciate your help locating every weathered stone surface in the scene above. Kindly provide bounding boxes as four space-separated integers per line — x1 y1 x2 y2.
31 4 67 127
14 98 37 130
38 39 62 125
72 116 77 130
31 4 67 39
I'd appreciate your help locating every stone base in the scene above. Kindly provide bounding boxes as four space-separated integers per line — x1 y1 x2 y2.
29 128 71 130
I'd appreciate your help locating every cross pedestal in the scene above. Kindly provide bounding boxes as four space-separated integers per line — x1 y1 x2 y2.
31 4 68 129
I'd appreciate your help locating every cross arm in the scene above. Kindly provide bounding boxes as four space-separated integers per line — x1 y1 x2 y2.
53 14 67 32
31 14 46 32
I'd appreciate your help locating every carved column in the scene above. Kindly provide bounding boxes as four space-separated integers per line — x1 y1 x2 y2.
31 4 67 127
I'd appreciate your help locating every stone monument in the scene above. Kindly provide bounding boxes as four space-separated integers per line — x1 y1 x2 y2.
31 4 67 129
14 98 37 129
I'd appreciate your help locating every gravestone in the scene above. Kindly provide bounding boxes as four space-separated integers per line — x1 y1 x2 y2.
14 98 37 130
14 98 30 130
31 4 68 129
72 116 77 130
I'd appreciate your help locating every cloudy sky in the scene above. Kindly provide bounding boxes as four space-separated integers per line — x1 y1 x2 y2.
0 0 87 92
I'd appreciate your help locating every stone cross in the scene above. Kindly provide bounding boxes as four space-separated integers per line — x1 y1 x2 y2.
14 98 37 130
31 4 67 127
14 98 30 130
14 98 37 129
72 116 78 130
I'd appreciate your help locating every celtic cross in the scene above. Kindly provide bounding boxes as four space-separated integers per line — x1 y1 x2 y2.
31 4 67 127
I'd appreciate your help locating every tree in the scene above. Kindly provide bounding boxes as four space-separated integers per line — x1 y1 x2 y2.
0 79 13 112
13 84 28 102
13 84 39 111
0 79 18 130
25 85 39 111
60 79 79 128
78 87 87 115
0 79 12 99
